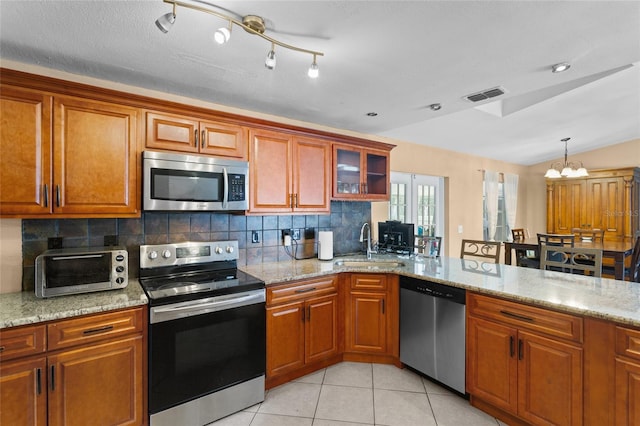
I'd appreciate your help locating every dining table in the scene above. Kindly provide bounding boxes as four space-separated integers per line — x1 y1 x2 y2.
504 237 635 280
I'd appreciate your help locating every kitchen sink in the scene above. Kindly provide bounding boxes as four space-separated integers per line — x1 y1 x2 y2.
333 259 406 269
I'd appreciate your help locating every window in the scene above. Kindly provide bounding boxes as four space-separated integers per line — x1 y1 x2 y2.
388 172 445 248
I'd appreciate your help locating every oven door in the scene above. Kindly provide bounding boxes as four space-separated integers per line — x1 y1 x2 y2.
148 290 265 415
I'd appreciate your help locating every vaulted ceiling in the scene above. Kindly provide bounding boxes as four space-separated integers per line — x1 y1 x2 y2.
1 1 638 165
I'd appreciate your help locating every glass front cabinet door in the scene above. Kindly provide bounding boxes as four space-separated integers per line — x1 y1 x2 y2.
333 144 390 200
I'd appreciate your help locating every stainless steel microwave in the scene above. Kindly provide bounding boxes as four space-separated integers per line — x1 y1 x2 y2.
35 246 128 298
143 151 249 211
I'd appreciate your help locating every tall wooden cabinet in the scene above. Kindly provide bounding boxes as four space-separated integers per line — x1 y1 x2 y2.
547 167 640 241
249 129 331 213
0 86 140 218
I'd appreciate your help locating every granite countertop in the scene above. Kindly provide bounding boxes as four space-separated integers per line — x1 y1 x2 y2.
241 254 640 328
0 280 148 329
2 255 639 330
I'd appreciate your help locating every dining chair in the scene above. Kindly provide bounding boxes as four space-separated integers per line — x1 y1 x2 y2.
602 234 640 282
540 245 603 277
511 228 526 241
571 228 605 242
519 233 576 269
460 239 501 263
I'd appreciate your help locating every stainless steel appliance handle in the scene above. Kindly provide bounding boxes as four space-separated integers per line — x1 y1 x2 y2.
151 289 265 324
52 254 103 261
222 167 229 209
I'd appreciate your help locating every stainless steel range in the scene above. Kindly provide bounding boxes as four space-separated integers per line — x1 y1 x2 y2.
139 240 265 426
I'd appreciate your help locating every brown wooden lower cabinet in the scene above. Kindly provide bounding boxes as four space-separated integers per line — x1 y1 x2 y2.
0 307 146 426
467 292 583 426
266 275 341 388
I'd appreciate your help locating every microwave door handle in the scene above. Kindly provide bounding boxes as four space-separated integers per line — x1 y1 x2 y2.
222 167 229 209
51 254 104 261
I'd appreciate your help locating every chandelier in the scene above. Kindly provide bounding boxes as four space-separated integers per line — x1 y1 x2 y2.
544 137 588 178
154 0 324 78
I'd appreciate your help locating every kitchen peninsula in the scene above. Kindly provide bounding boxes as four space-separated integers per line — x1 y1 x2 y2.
2 255 638 425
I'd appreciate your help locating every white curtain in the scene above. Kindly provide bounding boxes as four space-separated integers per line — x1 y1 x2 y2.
503 173 519 241
484 171 500 241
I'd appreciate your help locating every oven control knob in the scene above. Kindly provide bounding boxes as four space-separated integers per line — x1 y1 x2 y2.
215 246 223 254
226 246 234 253
148 251 158 260
162 250 172 259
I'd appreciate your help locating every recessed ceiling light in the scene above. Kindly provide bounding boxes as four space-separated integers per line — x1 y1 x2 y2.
366 112 378 117
551 62 571 73
429 103 442 111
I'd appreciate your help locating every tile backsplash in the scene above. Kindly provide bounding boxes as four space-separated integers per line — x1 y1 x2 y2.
22 201 371 290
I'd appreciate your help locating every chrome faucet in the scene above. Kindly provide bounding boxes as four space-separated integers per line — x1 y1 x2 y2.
359 222 373 260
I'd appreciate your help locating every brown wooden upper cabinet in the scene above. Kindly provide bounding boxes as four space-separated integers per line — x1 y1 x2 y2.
333 144 390 201
0 86 140 218
248 128 331 214
145 111 247 159
546 167 640 241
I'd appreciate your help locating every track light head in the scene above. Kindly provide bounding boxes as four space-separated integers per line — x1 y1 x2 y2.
308 56 319 78
155 12 176 33
214 23 231 44
265 45 276 70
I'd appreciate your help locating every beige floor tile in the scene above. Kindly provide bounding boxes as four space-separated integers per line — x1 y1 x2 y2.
295 369 326 384
373 389 437 426
372 364 426 393
251 413 314 426
428 394 499 426
323 361 372 388
207 410 254 425
258 382 321 418
242 402 261 413
315 384 374 424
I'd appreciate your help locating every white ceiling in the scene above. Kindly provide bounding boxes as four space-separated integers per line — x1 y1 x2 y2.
1 0 639 166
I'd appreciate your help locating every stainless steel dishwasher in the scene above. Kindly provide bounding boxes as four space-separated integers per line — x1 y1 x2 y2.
400 276 466 394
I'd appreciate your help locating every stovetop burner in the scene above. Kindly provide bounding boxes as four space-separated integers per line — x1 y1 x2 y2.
139 241 264 305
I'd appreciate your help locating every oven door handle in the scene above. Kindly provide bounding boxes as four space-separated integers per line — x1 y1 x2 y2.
150 289 265 324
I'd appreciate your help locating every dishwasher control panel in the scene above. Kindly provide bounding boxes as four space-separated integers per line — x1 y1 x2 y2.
400 277 466 304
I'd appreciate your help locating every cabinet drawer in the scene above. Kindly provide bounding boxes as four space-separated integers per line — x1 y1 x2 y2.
47 307 144 351
0 325 46 361
615 326 640 360
468 293 583 343
350 274 388 290
267 276 338 306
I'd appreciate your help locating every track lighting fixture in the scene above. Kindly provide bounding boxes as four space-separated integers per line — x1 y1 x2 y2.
265 43 276 70
551 62 571 73
214 21 231 44
308 54 319 79
155 3 176 33
155 0 324 78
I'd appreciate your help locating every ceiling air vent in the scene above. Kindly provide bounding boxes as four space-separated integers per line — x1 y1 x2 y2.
464 86 506 102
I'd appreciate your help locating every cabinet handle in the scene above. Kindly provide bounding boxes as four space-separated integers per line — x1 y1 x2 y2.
0 346 4 352
82 325 114 336
36 368 42 395
518 339 524 360
44 184 49 207
55 185 61 208
194 129 199 147
382 299 385 314
509 336 515 358
301 306 305 322
307 306 311 321
289 194 293 208
50 365 55 391
500 310 534 323
294 193 298 208
201 130 205 148
363 183 368 194
294 287 317 294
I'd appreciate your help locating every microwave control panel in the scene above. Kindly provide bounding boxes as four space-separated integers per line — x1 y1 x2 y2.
228 174 245 201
